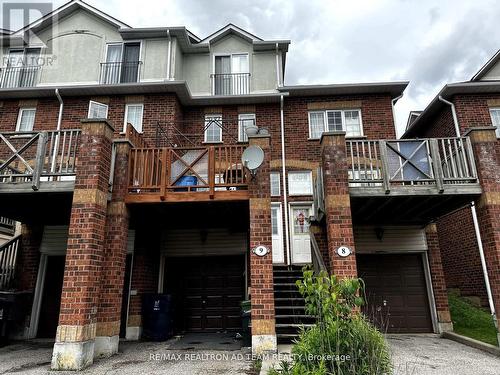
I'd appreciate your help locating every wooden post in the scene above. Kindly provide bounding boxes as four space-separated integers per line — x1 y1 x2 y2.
378 140 391 194
32 132 47 191
430 139 444 193
209 146 215 198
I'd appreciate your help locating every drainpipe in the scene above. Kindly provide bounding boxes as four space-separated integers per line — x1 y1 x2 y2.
391 94 403 134
50 88 63 174
439 95 498 331
280 95 291 265
275 43 281 88
166 30 172 80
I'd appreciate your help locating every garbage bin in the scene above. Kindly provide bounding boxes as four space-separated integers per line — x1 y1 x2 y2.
240 300 251 347
141 294 173 341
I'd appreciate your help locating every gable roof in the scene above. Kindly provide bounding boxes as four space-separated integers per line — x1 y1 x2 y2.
10 0 130 37
471 49 500 81
406 111 422 131
200 23 263 43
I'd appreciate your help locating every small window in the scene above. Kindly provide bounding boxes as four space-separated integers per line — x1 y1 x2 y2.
270 172 281 196
124 103 144 133
16 108 36 132
288 171 313 196
308 109 363 138
238 113 255 142
88 101 109 119
489 108 500 138
204 114 222 143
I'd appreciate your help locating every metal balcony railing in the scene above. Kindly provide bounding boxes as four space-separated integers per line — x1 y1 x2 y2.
210 73 250 95
0 65 41 88
346 137 478 193
0 129 81 190
99 61 142 84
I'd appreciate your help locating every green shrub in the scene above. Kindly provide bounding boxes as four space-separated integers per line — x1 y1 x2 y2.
269 268 392 375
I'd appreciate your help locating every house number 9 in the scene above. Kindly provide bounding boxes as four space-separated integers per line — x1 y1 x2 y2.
337 246 352 257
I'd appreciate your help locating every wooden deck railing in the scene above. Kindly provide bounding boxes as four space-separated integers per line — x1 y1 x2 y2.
127 145 248 200
346 137 478 193
0 235 20 290
0 129 80 190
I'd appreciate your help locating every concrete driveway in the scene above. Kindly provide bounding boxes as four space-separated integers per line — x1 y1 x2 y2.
0 339 254 375
389 334 500 375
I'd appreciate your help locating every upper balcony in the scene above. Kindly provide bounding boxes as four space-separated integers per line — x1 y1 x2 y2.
0 65 41 88
99 61 142 85
210 73 251 95
344 137 482 224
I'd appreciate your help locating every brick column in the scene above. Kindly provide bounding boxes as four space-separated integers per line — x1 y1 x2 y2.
466 127 500 341
425 223 453 332
51 120 114 370
247 134 276 354
94 140 131 358
320 132 357 277
17 224 43 292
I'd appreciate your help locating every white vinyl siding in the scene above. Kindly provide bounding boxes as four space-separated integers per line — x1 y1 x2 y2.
204 114 223 143
489 108 500 138
308 109 363 138
16 108 36 131
270 172 281 196
288 171 313 196
238 113 255 142
88 101 109 119
124 103 144 133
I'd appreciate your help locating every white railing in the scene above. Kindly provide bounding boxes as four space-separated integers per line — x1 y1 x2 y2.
346 137 478 193
0 235 20 290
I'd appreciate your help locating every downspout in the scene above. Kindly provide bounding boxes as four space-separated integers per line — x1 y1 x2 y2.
439 95 498 331
391 94 403 133
280 95 291 265
275 43 281 87
50 88 63 173
166 30 172 80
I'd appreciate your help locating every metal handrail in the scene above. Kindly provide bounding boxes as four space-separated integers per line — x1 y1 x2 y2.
310 232 327 274
99 61 142 84
210 72 250 95
0 65 41 88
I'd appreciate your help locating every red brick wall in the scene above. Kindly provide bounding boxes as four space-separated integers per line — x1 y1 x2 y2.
17 223 43 292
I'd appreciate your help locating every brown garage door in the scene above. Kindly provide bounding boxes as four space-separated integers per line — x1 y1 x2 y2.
357 254 433 333
165 255 244 333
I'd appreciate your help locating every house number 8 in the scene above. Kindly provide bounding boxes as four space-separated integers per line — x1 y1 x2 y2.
337 246 352 257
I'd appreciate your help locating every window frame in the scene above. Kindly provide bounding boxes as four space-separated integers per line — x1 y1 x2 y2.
123 103 144 133
15 107 36 132
489 107 500 138
87 100 109 119
288 170 313 196
204 114 223 143
238 113 256 142
308 109 363 139
270 172 281 196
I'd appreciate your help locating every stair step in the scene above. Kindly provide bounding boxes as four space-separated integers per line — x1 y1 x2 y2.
276 314 314 319
273 282 299 286
274 297 304 301
275 305 306 309
276 323 315 328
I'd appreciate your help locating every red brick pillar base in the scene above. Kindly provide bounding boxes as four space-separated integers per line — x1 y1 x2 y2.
94 140 131 358
51 120 113 370
466 127 500 341
248 134 276 354
425 224 453 332
320 132 357 278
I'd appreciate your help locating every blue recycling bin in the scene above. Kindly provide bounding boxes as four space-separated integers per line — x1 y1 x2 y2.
174 176 197 191
141 294 173 341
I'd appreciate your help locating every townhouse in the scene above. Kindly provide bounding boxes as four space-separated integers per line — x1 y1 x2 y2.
0 0 491 370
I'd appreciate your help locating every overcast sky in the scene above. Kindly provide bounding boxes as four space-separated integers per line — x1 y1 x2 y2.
3 0 500 136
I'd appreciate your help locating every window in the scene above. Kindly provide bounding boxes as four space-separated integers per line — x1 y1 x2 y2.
270 172 281 196
308 109 363 138
489 108 500 138
204 114 222 143
16 108 36 132
238 113 255 142
213 54 250 95
124 103 144 133
288 171 313 196
102 42 141 84
88 101 109 119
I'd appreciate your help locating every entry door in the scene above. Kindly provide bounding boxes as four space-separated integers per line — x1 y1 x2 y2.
121 43 140 83
271 204 284 264
290 205 312 264
214 55 231 94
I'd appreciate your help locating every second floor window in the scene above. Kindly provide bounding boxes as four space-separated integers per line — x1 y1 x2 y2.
213 54 249 95
16 108 36 132
238 113 256 142
288 171 313 196
308 109 363 139
204 114 222 143
88 101 109 119
124 104 144 133
270 172 281 196
101 42 141 84
489 108 500 138
1 48 41 88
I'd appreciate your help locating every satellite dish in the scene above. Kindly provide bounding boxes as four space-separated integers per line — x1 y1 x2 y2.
242 145 264 175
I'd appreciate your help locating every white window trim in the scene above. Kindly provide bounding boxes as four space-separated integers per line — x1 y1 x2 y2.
15 107 36 132
123 103 144 133
88 100 109 119
288 170 313 196
238 113 256 142
270 172 281 196
204 114 223 143
489 108 500 138
308 109 363 139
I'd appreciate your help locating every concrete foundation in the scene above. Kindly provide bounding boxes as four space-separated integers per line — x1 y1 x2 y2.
125 326 141 340
51 340 94 370
94 335 119 358
251 334 277 355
